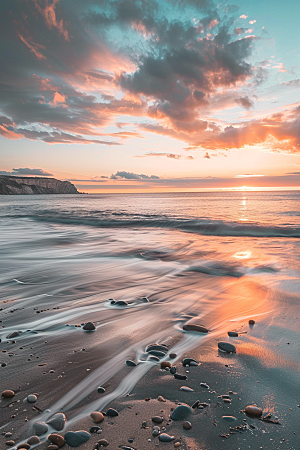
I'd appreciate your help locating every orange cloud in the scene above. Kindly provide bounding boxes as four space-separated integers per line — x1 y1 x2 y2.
17 33 46 60
49 92 67 107
33 0 69 41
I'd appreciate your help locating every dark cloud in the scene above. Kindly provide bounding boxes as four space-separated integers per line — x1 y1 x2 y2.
110 171 160 180
0 168 53 176
235 96 254 110
204 152 210 159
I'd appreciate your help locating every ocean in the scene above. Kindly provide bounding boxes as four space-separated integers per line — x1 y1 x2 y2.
0 191 299 448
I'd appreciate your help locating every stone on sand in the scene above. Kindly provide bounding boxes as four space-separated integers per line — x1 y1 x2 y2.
82 322 95 331
182 358 198 366
180 386 194 392
7 332 20 339
46 413 66 431
106 408 118 417
159 433 175 442
97 439 109 446
2 390 15 398
221 416 237 422
47 434 65 448
126 360 136 366
228 331 239 337
170 404 192 421
218 342 236 353
27 394 37 403
27 436 41 445
182 324 208 333
146 344 168 353
64 430 91 447
91 411 104 423
33 422 48 436
152 416 164 424
160 361 172 369
249 319 255 325
115 301 128 306
97 387 105 393
245 405 263 417
183 421 192 430
174 373 187 380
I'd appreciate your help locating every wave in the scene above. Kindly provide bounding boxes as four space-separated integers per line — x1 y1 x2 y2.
26 214 300 238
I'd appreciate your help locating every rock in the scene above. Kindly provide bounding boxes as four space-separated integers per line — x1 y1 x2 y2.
182 358 198 367
17 443 30 449
91 411 104 423
47 433 65 448
97 387 105 393
245 405 263 417
157 395 166 402
148 350 166 358
160 361 172 369
126 360 136 366
152 416 164 424
159 434 175 442
183 324 208 333
46 413 66 431
5 441 15 447
174 373 187 380
64 430 91 447
249 319 255 325
228 331 238 337
106 408 118 417
192 400 200 409
82 322 95 331
7 332 20 339
97 439 109 446
183 421 192 430
152 430 159 437
5 433 13 438
180 386 194 392
27 436 41 445
148 356 160 362
170 404 192 421
174 443 181 448
2 390 15 398
110 300 115 304
170 366 176 374
90 426 101 433
218 342 236 353
33 422 48 436
114 301 128 306
27 394 37 403
146 344 168 353
221 416 237 422
200 382 209 388
169 353 177 359
141 297 149 302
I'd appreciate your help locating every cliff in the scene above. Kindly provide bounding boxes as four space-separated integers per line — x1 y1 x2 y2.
0 175 79 195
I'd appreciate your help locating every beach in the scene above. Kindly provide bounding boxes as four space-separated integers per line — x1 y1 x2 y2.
0 191 299 450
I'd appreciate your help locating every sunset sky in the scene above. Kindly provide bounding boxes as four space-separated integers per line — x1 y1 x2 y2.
1 0 300 192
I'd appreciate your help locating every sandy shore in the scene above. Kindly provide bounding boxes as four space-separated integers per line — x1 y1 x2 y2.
1 277 299 450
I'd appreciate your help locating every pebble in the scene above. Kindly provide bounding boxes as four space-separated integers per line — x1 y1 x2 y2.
90 426 101 433
47 433 65 448
106 408 118 417
33 422 48 436
174 442 181 448
180 386 194 392
82 322 95 331
170 366 176 374
152 416 164 424
97 439 109 446
27 394 37 403
115 301 128 306
171 404 192 421
158 433 175 442
146 344 168 353
2 390 15 398
141 297 149 302
160 361 172 369
64 430 91 447
17 443 30 449
200 382 209 388
228 331 239 337
221 416 237 422
245 405 263 417
192 400 200 409
7 332 20 339
249 319 255 325
183 420 192 430
5 441 15 447
157 395 166 402
182 358 198 367
218 342 236 353
182 324 208 333
152 430 160 437
27 436 40 445
46 413 66 431
149 350 166 358
5 433 13 438
169 352 177 359
174 373 187 380
97 387 105 393
91 411 104 423
126 360 136 366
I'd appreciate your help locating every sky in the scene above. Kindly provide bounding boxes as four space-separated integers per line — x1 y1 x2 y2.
0 0 300 192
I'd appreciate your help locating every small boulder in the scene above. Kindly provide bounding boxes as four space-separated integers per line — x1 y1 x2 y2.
33 422 48 436
218 342 236 353
64 430 91 447
245 405 263 417
170 404 192 421
160 361 172 369
82 322 95 331
106 408 118 417
2 390 15 398
47 433 65 448
46 413 66 431
27 436 40 445
159 433 175 442
91 411 104 423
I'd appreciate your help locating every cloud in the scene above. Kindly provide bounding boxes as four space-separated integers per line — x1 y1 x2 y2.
234 174 264 178
0 167 53 176
235 96 254 110
239 14 248 19
110 171 160 180
137 152 183 159
204 152 210 159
